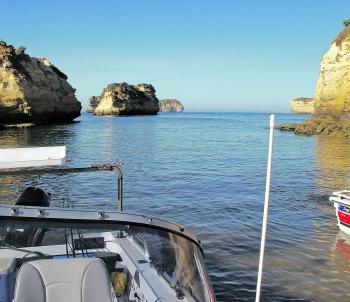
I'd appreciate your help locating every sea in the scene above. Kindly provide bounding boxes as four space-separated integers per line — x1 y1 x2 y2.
1 112 350 302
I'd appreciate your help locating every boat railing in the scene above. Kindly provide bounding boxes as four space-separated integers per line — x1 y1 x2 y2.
332 190 350 200
330 190 350 207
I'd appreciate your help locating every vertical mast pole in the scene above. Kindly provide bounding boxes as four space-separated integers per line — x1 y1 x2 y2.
255 114 275 302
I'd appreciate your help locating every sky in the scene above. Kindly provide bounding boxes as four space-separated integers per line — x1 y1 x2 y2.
1 0 349 112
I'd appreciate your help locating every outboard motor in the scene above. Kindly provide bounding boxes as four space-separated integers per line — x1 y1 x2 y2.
15 186 50 207
4 187 51 247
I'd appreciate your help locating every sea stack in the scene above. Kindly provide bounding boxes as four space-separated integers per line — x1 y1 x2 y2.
88 82 159 115
0 41 81 125
280 23 350 136
159 99 184 112
290 98 314 114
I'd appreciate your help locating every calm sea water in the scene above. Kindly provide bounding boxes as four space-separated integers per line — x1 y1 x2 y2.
1 112 350 302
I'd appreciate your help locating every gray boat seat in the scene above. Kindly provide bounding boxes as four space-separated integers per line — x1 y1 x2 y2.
14 258 114 302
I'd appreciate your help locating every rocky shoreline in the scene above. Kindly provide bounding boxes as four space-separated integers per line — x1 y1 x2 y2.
281 23 350 137
3 23 350 133
279 116 350 137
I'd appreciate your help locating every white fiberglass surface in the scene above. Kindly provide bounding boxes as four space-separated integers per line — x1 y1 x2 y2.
0 146 66 169
0 218 216 302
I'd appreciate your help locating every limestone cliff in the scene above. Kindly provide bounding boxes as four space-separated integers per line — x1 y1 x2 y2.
313 26 350 118
280 25 350 136
0 42 81 124
159 99 184 112
290 98 314 114
88 82 159 115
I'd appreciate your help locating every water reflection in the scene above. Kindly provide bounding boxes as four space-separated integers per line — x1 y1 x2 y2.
0 175 27 204
334 232 350 266
314 136 350 193
0 124 78 148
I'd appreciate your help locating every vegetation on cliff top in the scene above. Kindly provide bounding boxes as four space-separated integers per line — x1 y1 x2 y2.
343 19 350 27
334 21 350 46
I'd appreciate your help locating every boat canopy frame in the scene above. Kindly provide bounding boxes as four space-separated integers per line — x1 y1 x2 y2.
0 204 202 252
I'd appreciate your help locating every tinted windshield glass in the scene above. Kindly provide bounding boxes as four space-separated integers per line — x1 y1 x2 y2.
0 218 215 302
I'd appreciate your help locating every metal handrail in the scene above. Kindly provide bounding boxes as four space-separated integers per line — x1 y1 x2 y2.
0 163 124 211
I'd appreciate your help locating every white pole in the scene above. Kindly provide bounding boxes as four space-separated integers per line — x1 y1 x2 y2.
255 114 275 302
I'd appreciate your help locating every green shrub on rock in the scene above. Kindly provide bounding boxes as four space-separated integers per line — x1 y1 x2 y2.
343 19 350 27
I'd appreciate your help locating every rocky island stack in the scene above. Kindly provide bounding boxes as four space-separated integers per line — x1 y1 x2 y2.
281 21 350 137
159 99 184 112
88 83 159 115
0 41 81 125
290 98 314 114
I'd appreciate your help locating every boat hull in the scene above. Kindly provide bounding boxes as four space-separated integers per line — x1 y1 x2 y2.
330 191 350 236
339 223 350 236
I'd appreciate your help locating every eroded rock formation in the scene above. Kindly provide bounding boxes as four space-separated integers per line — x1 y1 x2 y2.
290 98 314 114
159 99 184 112
280 25 350 136
88 82 159 115
313 27 350 118
0 42 81 124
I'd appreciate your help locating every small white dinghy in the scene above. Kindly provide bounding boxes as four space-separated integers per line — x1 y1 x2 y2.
0 146 66 169
0 147 216 302
330 190 350 236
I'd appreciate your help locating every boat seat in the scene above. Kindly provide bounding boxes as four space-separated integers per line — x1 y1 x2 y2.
14 258 114 302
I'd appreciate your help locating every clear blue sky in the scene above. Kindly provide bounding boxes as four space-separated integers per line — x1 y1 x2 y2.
1 0 349 112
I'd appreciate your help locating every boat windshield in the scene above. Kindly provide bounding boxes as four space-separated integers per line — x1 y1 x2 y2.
0 217 216 302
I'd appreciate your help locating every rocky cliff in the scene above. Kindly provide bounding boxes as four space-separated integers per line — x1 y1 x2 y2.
290 98 314 114
313 27 350 118
280 25 350 136
159 99 184 112
88 82 159 115
0 42 81 124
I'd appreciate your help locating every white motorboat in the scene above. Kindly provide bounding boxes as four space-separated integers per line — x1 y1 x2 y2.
330 190 350 236
0 146 216 302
